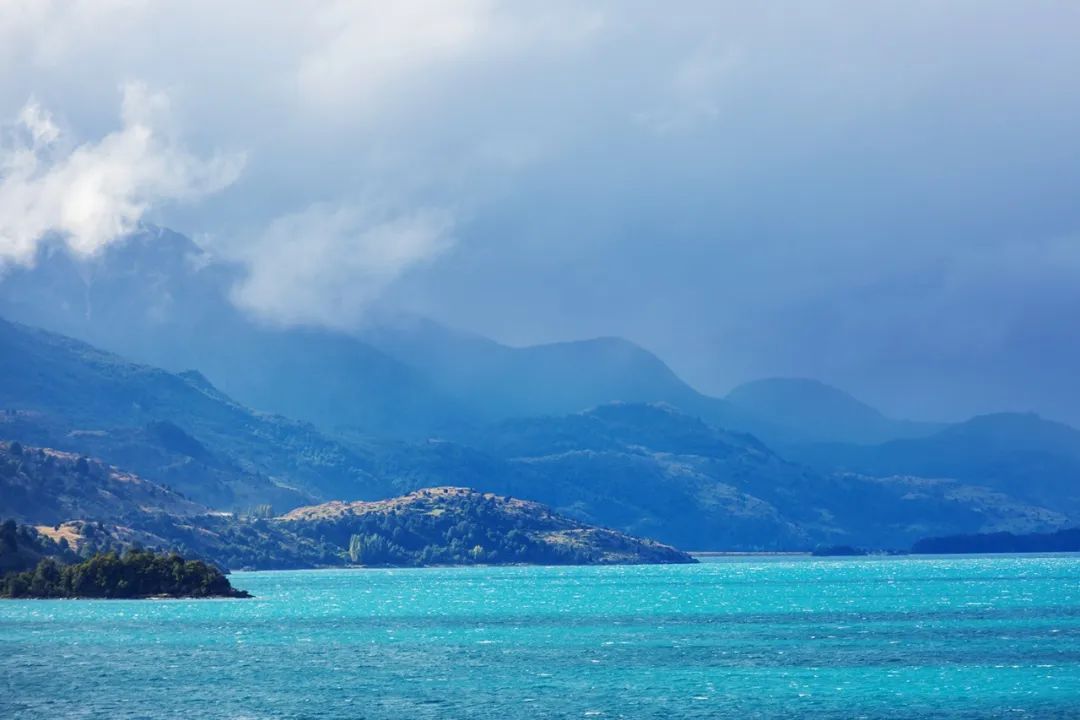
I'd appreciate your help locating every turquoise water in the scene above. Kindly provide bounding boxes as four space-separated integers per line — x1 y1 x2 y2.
3 556 1079 719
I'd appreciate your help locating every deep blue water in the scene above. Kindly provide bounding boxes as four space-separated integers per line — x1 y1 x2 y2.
3 555 1079 719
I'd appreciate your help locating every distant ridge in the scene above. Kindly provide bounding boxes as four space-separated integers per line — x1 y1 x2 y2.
2 227 950 447
3 316 1076 552
792 411 1080 516
725 377 943 445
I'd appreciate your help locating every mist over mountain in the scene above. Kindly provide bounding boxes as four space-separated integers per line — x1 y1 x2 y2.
455 402 1071 549
793 412 1080 516
0 231 738 437
0 316 384 508
4 7 1080 718
2 229 1078 554
725 378 945 446
0 231 468 438
0 229 837 445
4 314 1074 551
362 317 776 434
2 1 1078 428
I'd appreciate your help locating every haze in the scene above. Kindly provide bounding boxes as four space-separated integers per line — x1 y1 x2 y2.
2 1 1079 424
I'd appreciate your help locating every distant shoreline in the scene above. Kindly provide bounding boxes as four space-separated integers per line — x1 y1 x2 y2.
168 550 1080 575
691 550 1080 560
691 557 812 561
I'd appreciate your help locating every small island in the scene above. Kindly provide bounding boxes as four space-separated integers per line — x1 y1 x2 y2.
2 543 251 599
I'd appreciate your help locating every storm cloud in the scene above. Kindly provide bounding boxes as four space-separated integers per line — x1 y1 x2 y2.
1 1 1079 423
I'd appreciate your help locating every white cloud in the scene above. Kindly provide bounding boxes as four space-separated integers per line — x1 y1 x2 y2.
17 100 59 147
296 0 494 116
231 203 454 329
0 83 244 265
2 2 1080 421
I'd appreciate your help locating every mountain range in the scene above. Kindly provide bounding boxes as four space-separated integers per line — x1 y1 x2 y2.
1 227 1078 554
0 228 915 446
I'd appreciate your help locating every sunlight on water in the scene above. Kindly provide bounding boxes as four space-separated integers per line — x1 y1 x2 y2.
2 555 1079 719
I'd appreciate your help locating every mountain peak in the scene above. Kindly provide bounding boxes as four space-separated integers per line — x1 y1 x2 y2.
940 412 1080 459
725 377 938 445
727 377 885 419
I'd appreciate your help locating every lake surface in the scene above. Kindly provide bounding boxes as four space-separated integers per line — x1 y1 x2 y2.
3 555 1079 719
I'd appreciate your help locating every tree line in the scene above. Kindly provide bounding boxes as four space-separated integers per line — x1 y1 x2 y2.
1 547 251 599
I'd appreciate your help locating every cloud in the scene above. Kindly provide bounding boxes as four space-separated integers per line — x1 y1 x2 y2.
17 100 59 147
295 0 494 118
2 2 1080 422
231 203 454 329
0 82 244 265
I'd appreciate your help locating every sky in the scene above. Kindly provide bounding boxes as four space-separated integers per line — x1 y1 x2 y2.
1 1 1079 424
